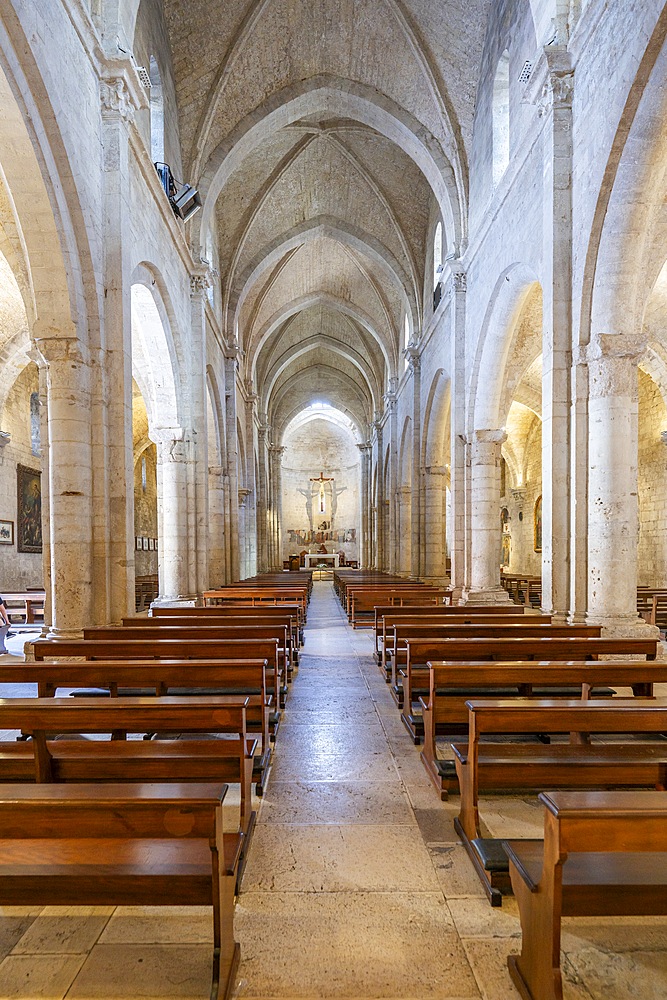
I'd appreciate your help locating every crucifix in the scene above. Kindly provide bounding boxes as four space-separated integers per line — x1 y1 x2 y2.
310 471 335 514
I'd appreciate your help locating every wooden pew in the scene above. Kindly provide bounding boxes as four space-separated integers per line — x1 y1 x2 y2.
84 623 293 684
1 592 45 624
33 636 285 711
0 782 240 999
395 626 605 721
401 635 658 723
145 606 304 648
0 657 272 794
504 790 667 1000
373 604 532 666
453 697 667 904
347 588 450 627
420 660 667 798
203 588 308 625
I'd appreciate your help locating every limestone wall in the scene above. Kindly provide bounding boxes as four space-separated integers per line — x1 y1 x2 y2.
281 418 360 564
638 370 667 586
0 363 43 590
133 444 158 577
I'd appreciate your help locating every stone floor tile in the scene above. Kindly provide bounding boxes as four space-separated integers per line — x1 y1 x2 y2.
235 891 480 998
413 807 458 844
67 945 211 998
11 908 112 954
241 824 440 892
447 897 522 939
0 911 41 963
428 843 488 898
100 906 213 944
562 947 667 999
560 915 667 953
259 780 416 825
0 954 86 998
477 795 544 839
268 749 400 782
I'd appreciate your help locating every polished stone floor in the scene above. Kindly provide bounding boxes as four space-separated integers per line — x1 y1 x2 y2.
0 584 666 998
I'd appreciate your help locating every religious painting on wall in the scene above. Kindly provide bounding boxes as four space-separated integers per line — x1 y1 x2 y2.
0 520 13 545
17 465 42 553
534 495 542 552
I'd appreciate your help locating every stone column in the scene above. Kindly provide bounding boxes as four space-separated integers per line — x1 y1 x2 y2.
208 465 226 587
423 466 449 585
586 337 653 633
269 445 285 569
357 443 371 568
100 72 144 622
373 416 384 569
189 274 211 595
464 429 511 603
244 385 258 577
224 352 240 582
34 335 94 636
408 352 422 578
449 270 467 601
385 380 399 572
541 50 574 620
256 420 269 573
154 430 189 599
30 350 52 634
398 487 412 575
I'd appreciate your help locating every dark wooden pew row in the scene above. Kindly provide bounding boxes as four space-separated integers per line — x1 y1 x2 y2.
400 635 659 739
386 617 557 689
505 790 667 1000
33 635 285 710
453 697 667 905
373 604 533 666
145 605 303 648
347 588 451 627
394 625 604 722
85 623 293 683
420 660 667 798
333 571 412 602
0 782 239 999
203 588 308 625
0 657 271 793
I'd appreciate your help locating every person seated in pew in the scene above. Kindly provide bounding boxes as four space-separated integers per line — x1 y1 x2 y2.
0 596 10 654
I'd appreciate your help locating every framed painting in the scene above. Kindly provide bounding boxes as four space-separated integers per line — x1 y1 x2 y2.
17 465 42 553
0 520 13 545
136 536 143 551
142 537 149 551
534 495 542 552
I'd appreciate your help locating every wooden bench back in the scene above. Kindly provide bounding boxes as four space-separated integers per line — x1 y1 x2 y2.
405 636 658 666
465 697 667 739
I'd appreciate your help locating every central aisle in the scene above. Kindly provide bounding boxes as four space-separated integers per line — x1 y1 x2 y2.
234 581 494 999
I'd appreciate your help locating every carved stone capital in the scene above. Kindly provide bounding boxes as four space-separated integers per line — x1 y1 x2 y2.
33 336 89 368
190 272 212 298
452 271 467 292
100 77 136 123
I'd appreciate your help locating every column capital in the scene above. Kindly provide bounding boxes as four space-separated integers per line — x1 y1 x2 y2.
538 48 574 116
578 335 645 399
269 444 286 456
452 271 467 293
472 428 507 446
189 271 212 298
357 442 372 456
99 75 141 123
238 487 252 507
33 335 90 368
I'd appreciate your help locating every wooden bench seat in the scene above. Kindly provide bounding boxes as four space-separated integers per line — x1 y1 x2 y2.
0 695 256 888
347 588 450 627
0 659 272 796
452 697 667 904
33 637 286 709
420 660 667 797
0 782 240 999
399 635 658 721
374 607 538 668
138 608 303 650
392 624 601 715
504 790 667 1000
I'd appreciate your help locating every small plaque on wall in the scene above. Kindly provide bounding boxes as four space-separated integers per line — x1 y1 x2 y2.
142 537 149 551
135 536 142 551
0 520 14 545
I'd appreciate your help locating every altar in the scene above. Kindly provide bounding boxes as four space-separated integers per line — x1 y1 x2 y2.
304 552 340 569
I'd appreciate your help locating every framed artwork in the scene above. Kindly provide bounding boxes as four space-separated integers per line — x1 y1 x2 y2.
0 520 13 545
17 465 42 553
534 495 542 552
142 537 149 551
148 538 154 551
136 536 143 551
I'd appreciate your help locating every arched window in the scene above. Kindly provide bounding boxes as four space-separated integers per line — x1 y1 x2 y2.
433 222 442 290
492 50 510 186
149 55 164 165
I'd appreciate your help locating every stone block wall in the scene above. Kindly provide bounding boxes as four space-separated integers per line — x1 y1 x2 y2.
0 363 43 590
134 444 158 577
281 418 360 563
637 369 667 586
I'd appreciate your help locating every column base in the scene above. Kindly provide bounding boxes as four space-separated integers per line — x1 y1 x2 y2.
460 587 513 606
150 596 198 610
585 613 661 641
